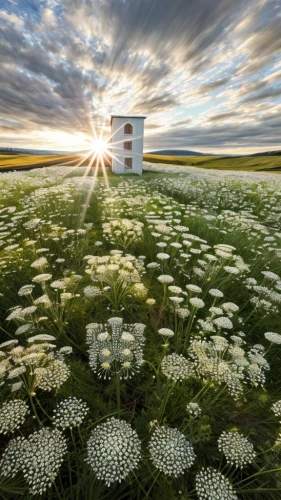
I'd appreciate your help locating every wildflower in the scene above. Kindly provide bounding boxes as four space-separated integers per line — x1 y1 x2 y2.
218 431 256 468
186 402 201 416
0 400 29 434
272 400 281 417
148 426 195 476
53 397 89 430
32 274 52 283
209 288 224 298
223 266 239 274
186 284 202 293
158 328 174 337
85 417 141 486
15 324 33 335
146 298 156 306
34 360 70 391
0 436 26 478
161 353 194 382
189 297 205 309
222 302 239 313
156 252 170 261
30 257 48 269
157 275 174 284
168 286 183 294
196 467 238 500
84 285 102 298
18 285 35 296
264 332 281 344
213 317 233 330
22 428 67 495
86 318 145 379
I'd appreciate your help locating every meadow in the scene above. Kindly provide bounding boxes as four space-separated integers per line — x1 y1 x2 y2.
0 163 281 499
143 154 281 172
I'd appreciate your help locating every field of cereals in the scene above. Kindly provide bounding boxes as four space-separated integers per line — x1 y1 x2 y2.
1 162 281 500
143 154 281 172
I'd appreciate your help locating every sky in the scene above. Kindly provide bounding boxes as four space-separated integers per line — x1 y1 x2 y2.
0 0 281 154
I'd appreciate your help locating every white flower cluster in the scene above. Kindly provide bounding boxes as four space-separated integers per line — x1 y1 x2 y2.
86 317 145 379
53 397 89 429
186 402 201 417
22 428 67 495
86 250 144 285
0 399 30 434
34 360 70 391
148 426 195 476
161 353 194 382
188 336 268 399
272 399 281 417
102 218 143 248
218 431 256 468
85 417 141 486
195 467 238 500
0 428 67 495
0 338 71 394
264 331 281 344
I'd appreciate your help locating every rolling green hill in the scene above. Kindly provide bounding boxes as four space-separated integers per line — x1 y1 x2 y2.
143 154 281 171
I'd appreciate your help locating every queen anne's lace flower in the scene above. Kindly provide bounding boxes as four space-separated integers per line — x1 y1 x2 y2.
186 402 201 416
53 397 89 429
196 467 238 499
161 353 194 382
189 297 205 308
22 428 67 495
86 318 145 379
0 399 29 434
157 274 174 284
264 332 281 344
85 417 141 486
34 360 70 391
218 431 256 468
148 426 195 476
272 399 281 417
158 328 174 337
0 436 26 478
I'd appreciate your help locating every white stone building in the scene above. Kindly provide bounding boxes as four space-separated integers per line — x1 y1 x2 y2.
110 115 146 174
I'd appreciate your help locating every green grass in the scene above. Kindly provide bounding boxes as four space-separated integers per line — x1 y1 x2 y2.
144 154 281 171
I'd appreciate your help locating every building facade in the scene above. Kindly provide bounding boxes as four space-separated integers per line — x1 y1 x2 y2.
110 115 146 174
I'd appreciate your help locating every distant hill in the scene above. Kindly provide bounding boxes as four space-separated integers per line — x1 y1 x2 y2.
251 151 281 156
146 149 224 156
0 147 89 155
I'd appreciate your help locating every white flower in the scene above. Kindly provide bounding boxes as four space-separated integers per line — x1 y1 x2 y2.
264 332 281 344
196 467 238 499
209 288 224 298
158 328 174 337
186 402 201 416
272 400 281 417
148 426 195 476
213 316 233 330
218 431 256 468
0 400 29 434
189 297 205 309
186 284 202 293
85 417 141 486
157 275 174 284
156 253 170 260
53 397 89 429
161 353 194 382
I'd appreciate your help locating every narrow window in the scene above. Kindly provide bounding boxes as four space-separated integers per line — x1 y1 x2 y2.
124 158 133 169
124 123 133 134
124 141 132 150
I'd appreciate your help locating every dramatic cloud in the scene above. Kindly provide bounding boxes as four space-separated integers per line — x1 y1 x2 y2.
0 0 280 152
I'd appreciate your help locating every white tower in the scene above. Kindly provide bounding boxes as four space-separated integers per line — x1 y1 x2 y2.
110 115 146 174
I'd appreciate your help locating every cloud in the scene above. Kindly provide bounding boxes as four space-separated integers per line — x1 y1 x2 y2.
0 0 280 151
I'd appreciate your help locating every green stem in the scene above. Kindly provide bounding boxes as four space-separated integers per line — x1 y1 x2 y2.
29 395 43 426
116 372 121 418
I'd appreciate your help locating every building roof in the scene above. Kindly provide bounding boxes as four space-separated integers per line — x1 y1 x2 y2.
110 115 147 125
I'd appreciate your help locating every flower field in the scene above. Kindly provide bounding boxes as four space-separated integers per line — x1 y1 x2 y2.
1 164 281 499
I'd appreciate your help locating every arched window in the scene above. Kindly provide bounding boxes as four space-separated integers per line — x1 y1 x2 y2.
124 123 133 134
